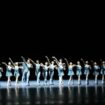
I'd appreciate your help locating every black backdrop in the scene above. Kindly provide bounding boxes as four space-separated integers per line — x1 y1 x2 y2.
0 36 104 81
0 15 105 81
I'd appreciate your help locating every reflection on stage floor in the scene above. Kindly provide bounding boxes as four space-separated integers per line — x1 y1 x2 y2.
0 80 105 105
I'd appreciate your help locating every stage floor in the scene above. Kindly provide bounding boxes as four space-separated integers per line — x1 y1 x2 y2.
0 80 105 105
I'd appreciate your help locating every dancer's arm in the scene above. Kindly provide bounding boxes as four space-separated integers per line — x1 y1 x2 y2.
64 58 69 67
2 62 8 67
52 56 59 65
45 56 50 64
9 57 15 67
28 58 36 64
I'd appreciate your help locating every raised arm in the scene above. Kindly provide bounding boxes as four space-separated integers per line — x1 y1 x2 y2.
9 57 15 67
52 56 58 62
45 56 50 64
64 58 69 67
52 56 59 65
21 56 28 67
21 56 27 63
80 58 85 64
28 58 36 64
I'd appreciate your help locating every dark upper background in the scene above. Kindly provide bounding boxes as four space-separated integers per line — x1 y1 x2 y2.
0 8 104 63
0 25 104 62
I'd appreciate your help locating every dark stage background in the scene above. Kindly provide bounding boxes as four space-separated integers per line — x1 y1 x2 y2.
0 11 104 81
0 24 105 81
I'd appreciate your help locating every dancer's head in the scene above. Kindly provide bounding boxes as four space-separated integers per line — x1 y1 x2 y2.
69 62 73 65
85 61 88 64
36 60 39 63
77 61 80 65
51 61 54 64
15 62 18 66
45 62 48 65
59 59 62 62
27 59 30 63
8 62 11 65
94 62 97 65
102 61 105 64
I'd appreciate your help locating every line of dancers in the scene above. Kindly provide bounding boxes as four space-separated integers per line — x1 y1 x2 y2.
0 56 105 86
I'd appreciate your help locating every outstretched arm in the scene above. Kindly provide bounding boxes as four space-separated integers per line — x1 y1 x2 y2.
2 62 8 67
80 58 85 64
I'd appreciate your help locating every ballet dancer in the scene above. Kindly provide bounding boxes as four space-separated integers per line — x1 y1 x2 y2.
84 61 91 85
42 61 49 85
45 56 56 85
21 56 33 86
93 62 100 84
2 62 13 86
100 61 105 84
29 58 42 85
81 59 91 85
9 58 23 86
76 61 82 85
64 58 75 85
52 56 65 85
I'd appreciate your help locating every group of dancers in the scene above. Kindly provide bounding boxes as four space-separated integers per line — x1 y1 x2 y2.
0 56 105 86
